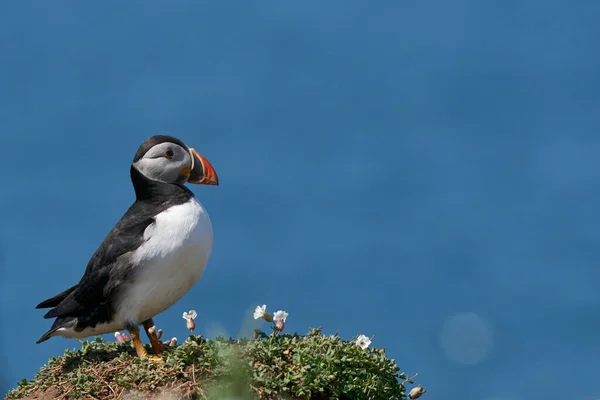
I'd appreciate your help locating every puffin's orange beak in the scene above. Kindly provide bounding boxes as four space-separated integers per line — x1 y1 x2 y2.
187 148 219 186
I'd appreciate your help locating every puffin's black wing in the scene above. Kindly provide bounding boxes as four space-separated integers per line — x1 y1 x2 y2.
35 201 158 344
38 201 157 321
36 168 194 344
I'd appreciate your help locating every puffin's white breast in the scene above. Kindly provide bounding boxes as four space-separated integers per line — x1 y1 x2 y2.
116 197 213 325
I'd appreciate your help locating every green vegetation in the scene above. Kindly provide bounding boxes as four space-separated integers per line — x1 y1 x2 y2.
7 328 420 400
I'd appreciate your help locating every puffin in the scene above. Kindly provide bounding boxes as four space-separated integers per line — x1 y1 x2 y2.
35 135 218 360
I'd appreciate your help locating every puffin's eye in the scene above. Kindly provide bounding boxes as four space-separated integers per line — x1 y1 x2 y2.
164 149 174 159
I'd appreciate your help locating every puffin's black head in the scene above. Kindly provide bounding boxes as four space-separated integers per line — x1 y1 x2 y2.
132 135 219 186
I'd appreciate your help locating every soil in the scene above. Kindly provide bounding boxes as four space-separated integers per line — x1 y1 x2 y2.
13 387 192 400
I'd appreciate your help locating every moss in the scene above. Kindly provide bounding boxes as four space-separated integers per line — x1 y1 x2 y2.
7 328 419 400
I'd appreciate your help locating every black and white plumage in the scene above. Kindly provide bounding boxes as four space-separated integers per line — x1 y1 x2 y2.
35 135 218 357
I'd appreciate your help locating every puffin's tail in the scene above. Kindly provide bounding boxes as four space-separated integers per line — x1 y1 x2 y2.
35 284 78 309
36 317 76 344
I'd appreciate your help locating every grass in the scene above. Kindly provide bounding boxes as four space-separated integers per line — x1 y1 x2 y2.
6 327 421 400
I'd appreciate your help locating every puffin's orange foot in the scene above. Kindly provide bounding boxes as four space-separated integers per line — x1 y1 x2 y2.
129 327 164 361
149 338 165 355
145 354 164 362
143 319 166 355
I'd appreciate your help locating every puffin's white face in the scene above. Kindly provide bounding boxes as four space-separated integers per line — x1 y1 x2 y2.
133 140 218 186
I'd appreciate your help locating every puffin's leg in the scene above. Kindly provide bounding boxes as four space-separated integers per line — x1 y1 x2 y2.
128 326 162 361
142 318 165 355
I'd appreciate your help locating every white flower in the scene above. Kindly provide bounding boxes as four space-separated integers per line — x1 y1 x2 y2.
182 310 198 321
253 304 274 322
183 310 197 332
273 310 288 322
408 386 426 399
355 334 372 350
114 331 126 345
272 310 289 332
253 305 267 320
